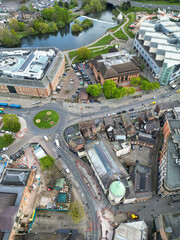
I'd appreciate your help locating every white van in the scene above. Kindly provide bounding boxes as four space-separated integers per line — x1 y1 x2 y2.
65 167 70 174
43 136 49 142
55 139 60 148
171 84 176 89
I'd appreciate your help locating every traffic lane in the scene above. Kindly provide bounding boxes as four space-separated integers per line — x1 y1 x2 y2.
56 148 99 240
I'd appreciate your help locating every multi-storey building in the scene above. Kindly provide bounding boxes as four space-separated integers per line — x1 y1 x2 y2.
134 17 180 85
158 119 180 197
0 47 65 97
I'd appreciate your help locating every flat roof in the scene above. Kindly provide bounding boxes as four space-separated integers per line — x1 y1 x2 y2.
0 47 64 89
165 120 180 190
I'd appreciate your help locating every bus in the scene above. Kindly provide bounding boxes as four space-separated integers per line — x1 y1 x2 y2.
9 104 21 109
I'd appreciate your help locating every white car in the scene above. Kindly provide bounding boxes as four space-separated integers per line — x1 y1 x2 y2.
1 147 8 152
65 167 70 174
5 131 12 134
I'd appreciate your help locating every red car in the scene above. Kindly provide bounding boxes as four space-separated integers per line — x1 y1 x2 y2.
47 187 53 191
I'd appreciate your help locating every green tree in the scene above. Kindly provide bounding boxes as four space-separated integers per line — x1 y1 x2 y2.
0 28 20 47
2 114 21 133
71 23 82 32
130 77 142 86
126 87 135 95
3 134 14 146
74 19 81 25
81 19 93 29
39 155 55 171
77 47 90 60
41 8 55 20
19 5 29 11
69 201 85 223
86 83 102 97
18 22 26 31
9 19 19 32
103 80 117 99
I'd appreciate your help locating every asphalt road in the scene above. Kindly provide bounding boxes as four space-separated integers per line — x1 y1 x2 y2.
4 87 180 240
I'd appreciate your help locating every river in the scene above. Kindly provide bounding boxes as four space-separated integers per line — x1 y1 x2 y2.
20 9 117 50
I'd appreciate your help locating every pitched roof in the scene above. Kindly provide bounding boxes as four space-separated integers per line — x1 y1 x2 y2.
2 169 30 186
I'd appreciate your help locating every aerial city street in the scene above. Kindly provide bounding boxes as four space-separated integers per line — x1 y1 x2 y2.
0 0 180 240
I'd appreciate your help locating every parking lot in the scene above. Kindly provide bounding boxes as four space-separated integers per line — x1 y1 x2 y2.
58 62 97 101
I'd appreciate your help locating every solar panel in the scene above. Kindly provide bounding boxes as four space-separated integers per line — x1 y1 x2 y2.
19 52 34 72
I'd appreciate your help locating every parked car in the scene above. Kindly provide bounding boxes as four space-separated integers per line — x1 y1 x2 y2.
117 112 121 115
5 131 12 134
0 147 8 152
47 187 53 191
65 167 70 174
76 90 80 93
0 130 5 133
122 110 127 113
129 108 134 111
18 149 24 155
90 100 94 103
139 145 143 151
131 144 135 150
72 95 77 98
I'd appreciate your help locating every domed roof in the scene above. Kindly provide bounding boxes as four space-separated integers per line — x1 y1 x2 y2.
109 181 126 197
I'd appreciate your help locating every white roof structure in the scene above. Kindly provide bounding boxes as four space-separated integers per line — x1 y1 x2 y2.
34 147 47 160
137 17 180 68
114 221 148 240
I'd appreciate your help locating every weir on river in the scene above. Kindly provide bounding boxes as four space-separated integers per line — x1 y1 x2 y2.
81 15 116 25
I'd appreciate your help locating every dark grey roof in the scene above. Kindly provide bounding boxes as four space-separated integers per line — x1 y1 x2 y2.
2 169 30 186
138 132 156 144
155 101 180 113
14 233 85 240
0 193 18 232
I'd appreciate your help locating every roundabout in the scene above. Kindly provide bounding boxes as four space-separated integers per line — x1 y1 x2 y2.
33 110 59 129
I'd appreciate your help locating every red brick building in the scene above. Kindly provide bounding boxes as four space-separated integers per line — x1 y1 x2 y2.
0 48 65 97
90 49 140 86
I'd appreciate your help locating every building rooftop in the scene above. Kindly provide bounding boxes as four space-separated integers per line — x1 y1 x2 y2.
1 169 31 186
154 213 180 240
85 139 129 190
165 120 180 190
109 181 126 197
91 49 140 79
114 221 148 240
0 47 64 89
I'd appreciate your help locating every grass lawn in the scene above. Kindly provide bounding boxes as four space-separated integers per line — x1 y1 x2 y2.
88 35 114 48
107 18 126 32
119 6 156 14
33 110 59 129
135 0 180 5
124 13 136 38
72 46 115 63
69 50 78 60
0 135 15 149
113 29 128 40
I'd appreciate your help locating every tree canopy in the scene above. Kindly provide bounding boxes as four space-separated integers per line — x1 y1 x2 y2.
69 201 85 223
131 77 160 91
77 47 91 61
86 83 102 97
82 0 106 14
39 155 55 171
2 114 21 133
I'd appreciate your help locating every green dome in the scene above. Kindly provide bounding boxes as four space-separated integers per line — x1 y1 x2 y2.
109 181 126 197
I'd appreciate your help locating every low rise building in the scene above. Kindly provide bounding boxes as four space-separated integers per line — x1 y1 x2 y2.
84 138 136 205
0 47 65 97
90 48 140 86
154 100 180 117
114 220 148 240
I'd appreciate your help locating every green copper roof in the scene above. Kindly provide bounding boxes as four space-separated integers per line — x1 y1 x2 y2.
109 181 126 197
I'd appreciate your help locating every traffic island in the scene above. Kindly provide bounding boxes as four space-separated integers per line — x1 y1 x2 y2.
33 110 59 129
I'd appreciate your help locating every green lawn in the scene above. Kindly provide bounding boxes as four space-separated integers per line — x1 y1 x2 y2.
69 50 78 60
72 46 115 63
124 13 136 38
88 35 114 47
119 6 156 14
113 29 128 40
135 0 180 5
0 134 15 149
107 18 126 32
33 110 59 129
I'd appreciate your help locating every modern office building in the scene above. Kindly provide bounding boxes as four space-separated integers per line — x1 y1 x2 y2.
0 47 65 97
134 17 180 85
158 119 180 197
90 48 140 86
